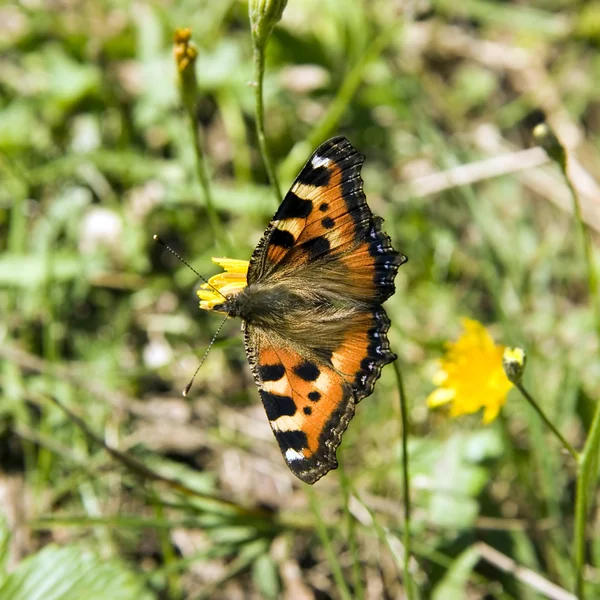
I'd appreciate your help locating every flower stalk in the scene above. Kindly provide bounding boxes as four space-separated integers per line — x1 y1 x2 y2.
249 0 286 204
509 382 579 462
173 29 229 251
392 359 415 600
534 119 600 598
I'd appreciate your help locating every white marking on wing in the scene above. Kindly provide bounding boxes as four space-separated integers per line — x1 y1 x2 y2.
291 182 319 200
262 378 289 395
285 448 305 462
271 415 302 431
311 154 332 169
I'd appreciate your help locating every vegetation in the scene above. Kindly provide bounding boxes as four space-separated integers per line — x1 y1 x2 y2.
1 0 600 597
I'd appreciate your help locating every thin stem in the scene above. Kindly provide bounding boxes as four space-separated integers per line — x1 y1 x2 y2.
252 45 282 204
574 406 600 598
174 29 230 252
561 158 600 599
514 382 579 461
565 174 600 345
185 109 230 253
307 487 353 600
392 360 415 600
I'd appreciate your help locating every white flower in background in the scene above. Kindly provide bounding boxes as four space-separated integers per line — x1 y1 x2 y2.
79 207 122 254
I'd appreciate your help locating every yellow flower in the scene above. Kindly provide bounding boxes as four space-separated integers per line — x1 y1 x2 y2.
427 319 513 424
197 257 249 312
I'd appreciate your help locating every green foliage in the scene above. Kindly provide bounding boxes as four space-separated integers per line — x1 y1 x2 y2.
0 544 154 600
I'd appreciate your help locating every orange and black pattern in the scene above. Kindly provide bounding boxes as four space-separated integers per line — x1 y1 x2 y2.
236 137 406 483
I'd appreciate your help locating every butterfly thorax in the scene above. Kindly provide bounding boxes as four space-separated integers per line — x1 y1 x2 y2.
214 280 361 346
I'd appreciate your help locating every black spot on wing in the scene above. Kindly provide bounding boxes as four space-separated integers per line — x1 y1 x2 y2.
274 429 308 452
301 236 330 259
319 203 329 212
303 406 312 415
321 217 335 229
316 137 372 233
270 229 295 248
260 390 297 420
293 361 320 381
274 191 313 220
296 165 330 187
308 391 321 401
259 364 285 382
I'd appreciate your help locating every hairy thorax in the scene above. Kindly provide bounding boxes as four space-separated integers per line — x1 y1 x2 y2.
215 279 363 350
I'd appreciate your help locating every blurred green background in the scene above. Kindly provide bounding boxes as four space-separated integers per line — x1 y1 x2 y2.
1 0 600 598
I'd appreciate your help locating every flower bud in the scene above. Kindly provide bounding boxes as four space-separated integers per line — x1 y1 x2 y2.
532 122 567 172
249 0 288 49
502 347 527 385
173 28 199 112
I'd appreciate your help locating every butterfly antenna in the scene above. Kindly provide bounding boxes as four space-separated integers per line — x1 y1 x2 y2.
183 313 229 397
153 234 226 299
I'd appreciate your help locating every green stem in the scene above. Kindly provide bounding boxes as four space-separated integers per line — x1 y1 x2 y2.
252 44 282 204
574 404 600 598
565 174 600 345
184 109 230 253
561 159 600 599
392 360 415 600
338 456 365 600
514 382 579 461
175 31 230 252
308 488 353 600
574 468 588 598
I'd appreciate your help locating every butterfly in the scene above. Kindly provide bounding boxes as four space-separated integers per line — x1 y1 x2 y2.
209 136 407 484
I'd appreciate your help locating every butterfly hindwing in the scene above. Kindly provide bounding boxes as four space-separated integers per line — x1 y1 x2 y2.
243 306 396 483
330 308 396 401
244 324 355 484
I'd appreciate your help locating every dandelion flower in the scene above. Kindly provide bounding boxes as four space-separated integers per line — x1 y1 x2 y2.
197 257 249 312
427 318 513 424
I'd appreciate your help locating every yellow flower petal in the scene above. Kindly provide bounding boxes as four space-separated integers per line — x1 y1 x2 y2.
432 369 448 386
197 257 249 313
482 402 501 425
211 257 249 273
427 319 512 424
427 387 456 408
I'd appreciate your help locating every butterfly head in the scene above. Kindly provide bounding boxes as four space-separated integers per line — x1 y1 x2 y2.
197 257 249 314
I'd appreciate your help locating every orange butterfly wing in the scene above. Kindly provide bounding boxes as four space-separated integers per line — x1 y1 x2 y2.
244 326 355 484
243 136 406 483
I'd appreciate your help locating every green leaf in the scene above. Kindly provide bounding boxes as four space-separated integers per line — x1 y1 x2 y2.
0 103 51 151
427 432 499 529
251 552 280 600
431 546 480 600
0 253 83 287
0 544 154 600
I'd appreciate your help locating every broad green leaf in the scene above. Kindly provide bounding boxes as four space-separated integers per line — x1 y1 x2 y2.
432 546 480 600
251 552 280 600
0 253 83 287
0 544 154 600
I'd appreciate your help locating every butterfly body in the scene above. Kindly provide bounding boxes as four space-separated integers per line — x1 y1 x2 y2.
215 137 406 483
